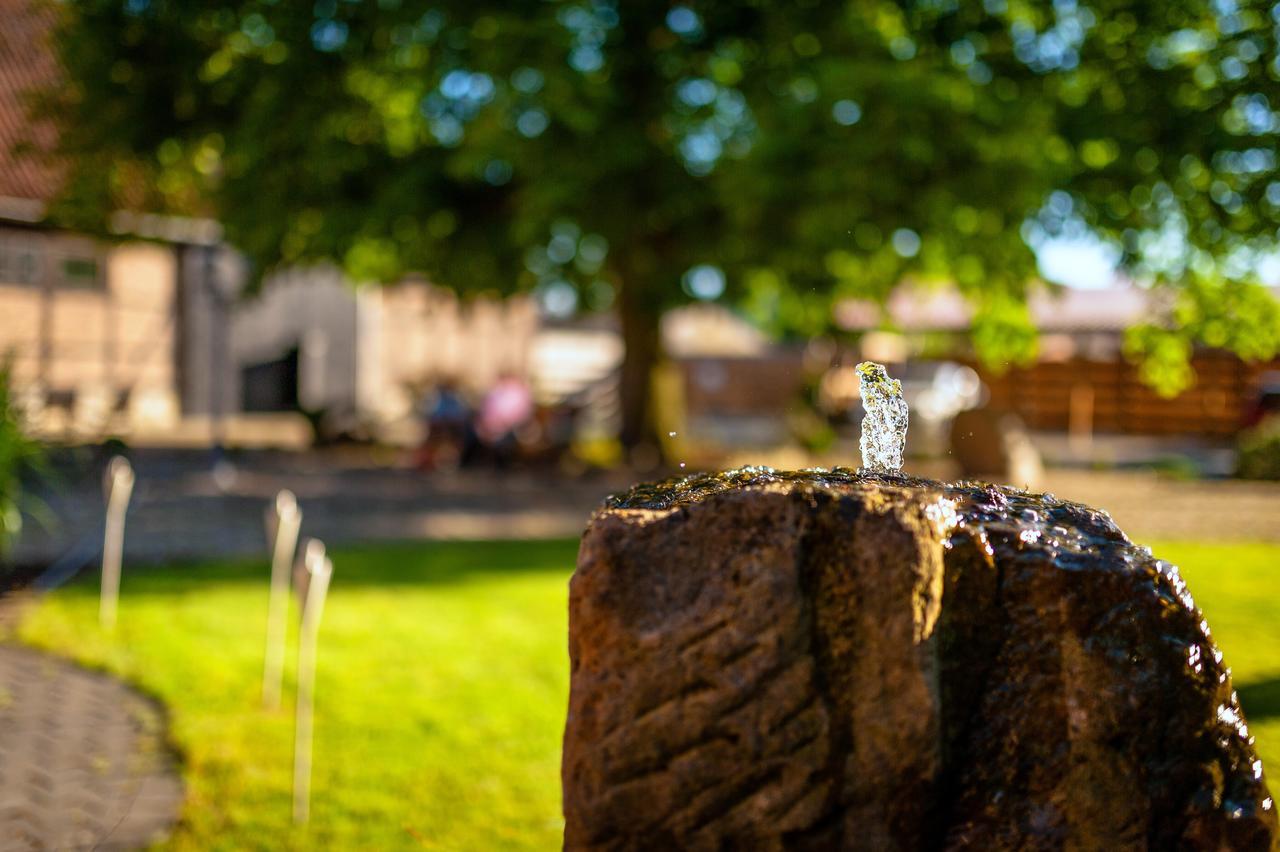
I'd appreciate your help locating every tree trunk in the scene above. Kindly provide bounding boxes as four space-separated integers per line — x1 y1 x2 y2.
616 275 661 457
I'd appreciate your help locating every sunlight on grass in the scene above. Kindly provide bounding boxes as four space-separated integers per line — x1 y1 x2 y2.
18 539 578 850
1148 540 1280 780
14 537 1280 848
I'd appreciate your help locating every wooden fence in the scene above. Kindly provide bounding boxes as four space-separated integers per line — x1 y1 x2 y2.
977 352 1280 437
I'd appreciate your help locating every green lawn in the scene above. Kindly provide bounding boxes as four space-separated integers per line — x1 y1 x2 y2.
1146 541 1280 779
17 539 580 851
12 538 1280 849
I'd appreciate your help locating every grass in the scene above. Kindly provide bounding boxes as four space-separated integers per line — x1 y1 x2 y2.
17 539 579 851
11 538 1280 848
1145 540 1280 778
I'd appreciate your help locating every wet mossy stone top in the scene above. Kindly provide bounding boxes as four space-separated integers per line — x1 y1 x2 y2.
564 467 1277 851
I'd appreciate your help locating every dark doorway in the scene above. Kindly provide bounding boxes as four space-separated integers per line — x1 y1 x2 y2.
241 347 299 412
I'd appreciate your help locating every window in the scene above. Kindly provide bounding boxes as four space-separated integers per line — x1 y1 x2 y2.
61 257 101 288
51 235 106 289
0 241 42 286
15 251 38 284
0 232 104 289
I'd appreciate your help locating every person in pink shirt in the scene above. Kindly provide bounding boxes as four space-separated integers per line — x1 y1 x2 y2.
476 373 534 466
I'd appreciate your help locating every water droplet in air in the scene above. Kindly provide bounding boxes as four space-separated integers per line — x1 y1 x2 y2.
679 462 686 469
668 431 677 437
856 361 908 473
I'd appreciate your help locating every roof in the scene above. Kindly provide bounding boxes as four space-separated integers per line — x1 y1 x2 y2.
0 0 63 208
1028 286 1152 332
0 3 221 242
663 304 770 357
835 285 1159 335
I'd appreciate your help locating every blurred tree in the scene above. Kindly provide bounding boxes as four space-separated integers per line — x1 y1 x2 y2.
40 0 1280 452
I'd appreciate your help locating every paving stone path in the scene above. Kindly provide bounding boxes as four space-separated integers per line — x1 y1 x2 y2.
0 642 182 851
12 449 623 569
15 449 1280 577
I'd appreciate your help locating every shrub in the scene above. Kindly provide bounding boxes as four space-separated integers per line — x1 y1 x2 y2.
1237 414 1280 481
0 359 48 559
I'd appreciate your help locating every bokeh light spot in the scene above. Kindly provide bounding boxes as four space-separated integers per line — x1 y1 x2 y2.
682 264 726 300
832 99 862 126
891 228 921 257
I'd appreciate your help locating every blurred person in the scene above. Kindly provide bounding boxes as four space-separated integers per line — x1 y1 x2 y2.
416 379 475 471
518 401 580 467
476 373 534 468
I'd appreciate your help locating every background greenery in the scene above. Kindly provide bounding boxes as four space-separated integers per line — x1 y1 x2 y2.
0 360 47 569
14 537 1279 849
1238 414 1280 479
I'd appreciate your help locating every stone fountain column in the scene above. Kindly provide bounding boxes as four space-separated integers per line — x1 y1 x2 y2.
561 469 1277 851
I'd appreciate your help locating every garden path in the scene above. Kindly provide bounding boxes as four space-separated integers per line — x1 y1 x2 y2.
0 635 182 851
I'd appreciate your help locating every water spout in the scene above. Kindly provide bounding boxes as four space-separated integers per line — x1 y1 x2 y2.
857 361 908 473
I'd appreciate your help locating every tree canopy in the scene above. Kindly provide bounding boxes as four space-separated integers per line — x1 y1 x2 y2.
41 0 1280 445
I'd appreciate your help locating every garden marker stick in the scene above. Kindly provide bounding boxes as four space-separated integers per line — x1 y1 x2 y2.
262 489 302 709
294 539 333 825
99 456 135 631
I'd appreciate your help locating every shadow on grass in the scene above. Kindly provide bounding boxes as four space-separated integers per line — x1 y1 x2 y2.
1240 677 1280 723
58 538 581 597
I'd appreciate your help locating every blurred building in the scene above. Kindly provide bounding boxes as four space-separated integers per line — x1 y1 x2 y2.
836 284 1280 439
660 304 804 451
0 1 536 447
0 1 198 443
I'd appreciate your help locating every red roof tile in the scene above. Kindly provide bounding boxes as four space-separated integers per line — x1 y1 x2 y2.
0 0 63 204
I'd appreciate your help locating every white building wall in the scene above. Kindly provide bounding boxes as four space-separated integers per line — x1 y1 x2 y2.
231 266 359 417
3 232 544 441
0 227 180 436
184 259 539 427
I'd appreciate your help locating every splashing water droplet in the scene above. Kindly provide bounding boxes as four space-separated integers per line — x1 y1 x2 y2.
856 361 908 473
669 431 677 437
679 462 686 469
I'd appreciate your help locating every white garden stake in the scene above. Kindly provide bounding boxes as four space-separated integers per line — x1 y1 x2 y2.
100 456 135 631
294 538 333 825
262 490 302 709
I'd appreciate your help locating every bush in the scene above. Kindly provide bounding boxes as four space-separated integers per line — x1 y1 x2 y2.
1237 415 1280 481
0 359 48 558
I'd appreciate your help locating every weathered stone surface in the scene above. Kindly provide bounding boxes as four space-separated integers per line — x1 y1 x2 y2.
562 468 1277 851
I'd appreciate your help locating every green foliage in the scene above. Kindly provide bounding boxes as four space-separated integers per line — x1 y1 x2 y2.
1149 454 1203 481
1237 414 1280 480
1123 323 1197 396
970 295 1040 372
42 0 1280 384
1126 274 1280 395
0 360 47 558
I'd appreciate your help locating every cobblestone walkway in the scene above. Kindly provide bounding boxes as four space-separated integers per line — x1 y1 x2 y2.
0 644 182 851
